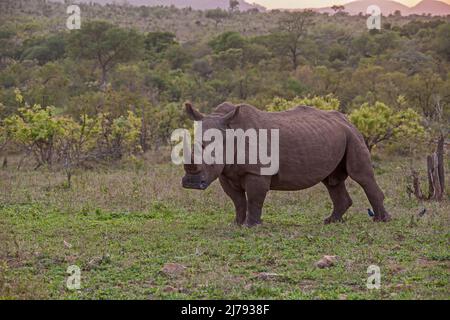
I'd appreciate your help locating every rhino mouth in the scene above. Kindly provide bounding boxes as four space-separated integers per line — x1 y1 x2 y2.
182 175 209 190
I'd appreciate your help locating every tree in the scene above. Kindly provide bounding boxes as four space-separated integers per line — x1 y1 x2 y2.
3 89 64 168
352 33 376 58
152 102 188 146
96 111 142 160
434 23 450 61
165 44 192 70
205 9 229 28
349 102 425 152
212 48 244 70
192 58 213 79
267 95 340 112
277 10 314 70
331 5 345 15
229 0 239 12
56 113 100 187
67 21 144 89
20 34 66 65
410 135 445 201
407 71 444 121
0 25 18 60
209 31 246 53
27 62 70 108
144 31 177 55
4 89 143 172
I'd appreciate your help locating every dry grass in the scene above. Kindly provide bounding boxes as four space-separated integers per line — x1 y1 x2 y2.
0 152 448 299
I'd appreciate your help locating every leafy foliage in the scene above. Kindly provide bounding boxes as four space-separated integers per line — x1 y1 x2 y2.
3 89 142 169
349 102 425 152
67 21 144 87
267 95 340 112
0 1 448 160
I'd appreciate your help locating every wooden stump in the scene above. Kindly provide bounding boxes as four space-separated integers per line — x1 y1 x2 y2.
411 169 423 200
411 135 446 201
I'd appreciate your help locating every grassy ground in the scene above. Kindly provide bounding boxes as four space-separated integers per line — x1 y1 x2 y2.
0 154 448 300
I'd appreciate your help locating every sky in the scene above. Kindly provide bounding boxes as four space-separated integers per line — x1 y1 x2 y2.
251 0 450 9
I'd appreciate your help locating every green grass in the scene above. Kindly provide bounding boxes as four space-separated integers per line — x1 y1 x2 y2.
0 156 448 299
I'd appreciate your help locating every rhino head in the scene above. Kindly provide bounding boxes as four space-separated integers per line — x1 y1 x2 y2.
182 102 238 190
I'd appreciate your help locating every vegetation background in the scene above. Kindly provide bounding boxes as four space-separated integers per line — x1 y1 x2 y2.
0 0 448 299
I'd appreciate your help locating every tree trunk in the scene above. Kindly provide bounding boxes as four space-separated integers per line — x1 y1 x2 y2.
100 66 108 90
411 135 446 201
436 135 445 198
427 155 435 199
411 170 424 200
291 49 298 70
427 152 443 200
140 104 149 152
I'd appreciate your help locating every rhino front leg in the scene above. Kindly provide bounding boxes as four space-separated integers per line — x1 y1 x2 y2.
244 175 271 227
219 176 247 225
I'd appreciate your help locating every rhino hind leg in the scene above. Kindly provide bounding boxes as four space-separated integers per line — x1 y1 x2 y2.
345 137 391 222
323 179 353 224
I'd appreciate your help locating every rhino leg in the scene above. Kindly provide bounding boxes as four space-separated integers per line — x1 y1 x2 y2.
244 175 271 227
323 180 353 224
359 180 391 222
219 176 247 225
345 138 391 222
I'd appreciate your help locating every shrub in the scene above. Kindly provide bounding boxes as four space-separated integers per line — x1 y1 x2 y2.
267 94 340 112
349 101 425 152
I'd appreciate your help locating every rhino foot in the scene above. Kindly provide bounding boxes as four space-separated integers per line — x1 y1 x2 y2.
244 220 262 228
324 215 344 225
373 214 391 222
234 219 246 226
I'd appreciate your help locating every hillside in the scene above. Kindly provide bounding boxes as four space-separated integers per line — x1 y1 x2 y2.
316 0 450 16
50 0 266 11
410 0 450 15
317 0 409 15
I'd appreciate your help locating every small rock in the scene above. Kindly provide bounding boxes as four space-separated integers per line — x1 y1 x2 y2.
64 255 77 264
63 240 72 249
315 255 338 269
388 264 406 274
163 285 179 293
393 283 412 290
338 294 348 300
88 254 111 268
256 272 280 280
161 263 186 276
144 279 155 287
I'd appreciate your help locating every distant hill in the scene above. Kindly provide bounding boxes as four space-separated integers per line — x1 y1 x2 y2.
316 0 411 15
51 0 266 11
409 0 450 15
315 0 450 16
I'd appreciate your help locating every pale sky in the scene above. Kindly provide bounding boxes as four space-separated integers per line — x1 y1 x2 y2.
252 0 450 9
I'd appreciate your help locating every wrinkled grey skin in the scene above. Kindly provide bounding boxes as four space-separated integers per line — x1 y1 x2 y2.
182 102 391 227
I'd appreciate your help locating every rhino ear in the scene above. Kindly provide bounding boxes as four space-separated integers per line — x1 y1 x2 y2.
185 102 204 121
222 106 240 125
